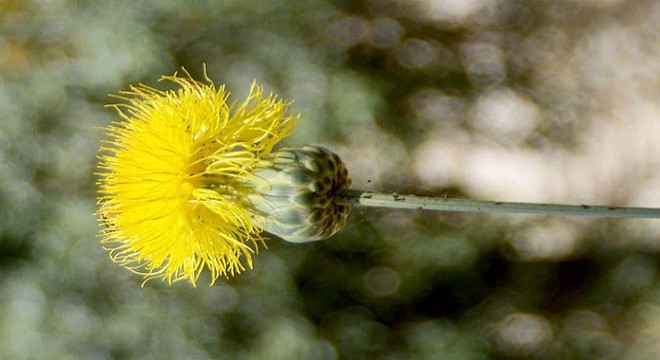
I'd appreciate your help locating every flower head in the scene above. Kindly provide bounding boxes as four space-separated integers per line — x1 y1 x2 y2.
97 70 298 285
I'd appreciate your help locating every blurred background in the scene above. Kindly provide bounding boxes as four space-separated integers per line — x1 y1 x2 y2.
2 0 660 358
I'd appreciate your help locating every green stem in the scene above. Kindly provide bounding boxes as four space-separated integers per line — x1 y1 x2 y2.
337 189 660 219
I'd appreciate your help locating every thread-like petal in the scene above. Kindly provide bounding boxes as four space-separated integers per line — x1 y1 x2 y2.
97 70 298 286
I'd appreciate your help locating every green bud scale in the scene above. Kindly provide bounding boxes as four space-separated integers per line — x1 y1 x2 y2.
248 145 352 243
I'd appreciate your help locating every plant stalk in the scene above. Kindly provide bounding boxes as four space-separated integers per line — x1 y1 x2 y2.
337 189 660 219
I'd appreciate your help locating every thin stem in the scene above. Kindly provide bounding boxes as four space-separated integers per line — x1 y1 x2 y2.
337 189 660 219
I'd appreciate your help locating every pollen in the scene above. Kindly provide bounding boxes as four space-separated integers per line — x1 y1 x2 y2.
96 69 298 286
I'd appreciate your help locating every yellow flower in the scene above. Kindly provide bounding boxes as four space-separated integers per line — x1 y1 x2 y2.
97 70 298 286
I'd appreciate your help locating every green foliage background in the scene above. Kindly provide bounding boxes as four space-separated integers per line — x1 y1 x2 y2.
2 0 660 358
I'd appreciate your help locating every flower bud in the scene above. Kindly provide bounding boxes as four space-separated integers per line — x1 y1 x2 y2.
248 145 352 242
